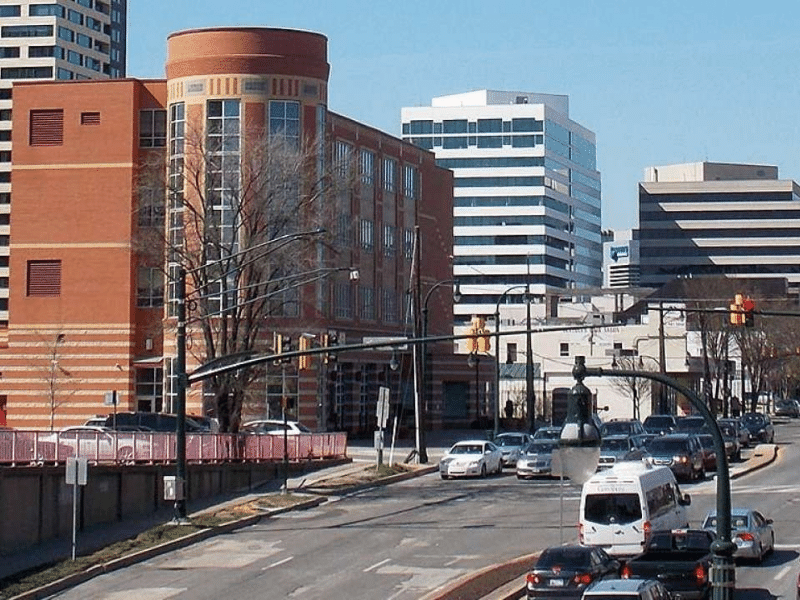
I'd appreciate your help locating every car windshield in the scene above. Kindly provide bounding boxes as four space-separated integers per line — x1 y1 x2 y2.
645 416 673 427
601 422 633 435
719 423 736 438
537 547 592 569
743 414 765 425
583 493 642 525
495 435 525 447
534 428 560 440
526 441 557 453
647 438 689 453
601 438 630 452
705 514 750 530
676 418 707 432
698 435 714 449
449 444 483 455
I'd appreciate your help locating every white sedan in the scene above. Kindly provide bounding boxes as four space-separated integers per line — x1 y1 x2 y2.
439 440 503 479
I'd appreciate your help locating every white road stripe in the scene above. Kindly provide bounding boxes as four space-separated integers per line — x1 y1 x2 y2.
262 556 294 570
364 558 391 572
776 564 793 581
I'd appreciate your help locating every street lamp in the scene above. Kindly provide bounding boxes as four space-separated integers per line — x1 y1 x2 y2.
494 285 528 436
557 356 601 485
419 280 461 463
171 228 326 523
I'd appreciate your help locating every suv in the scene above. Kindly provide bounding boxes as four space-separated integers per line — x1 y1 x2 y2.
646 433 705 481
600 418 646 437
741 412 775 444
643 414 677 435
241 419 312 435
582 578 673 600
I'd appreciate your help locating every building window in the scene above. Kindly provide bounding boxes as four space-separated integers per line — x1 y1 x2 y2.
56 68 72 80
359 286 375 320
29 109 63 146
135 367 163 413
0 151 10 162
0 5 20 17
58 26 74 43
80 111 100 125
403 165 417 200
334 282 353 319
0 130 10 142
76 33 92 49
29 4 64 17
27 260 61 296
139 109 166 147
67 50 82 66
1 24 52 37
27 45 54 58
269 100 299 146
0 109 10 121
0 173 9 184
2 66 53 79
506 343 517 364
403 228 413 260
334 140 353 180
0 47 19 59
382 288 398 324
137 267 164 308
360 149 374 187
560 342 569 357
383 157 396 193
383 224 395 257
359 219 374 252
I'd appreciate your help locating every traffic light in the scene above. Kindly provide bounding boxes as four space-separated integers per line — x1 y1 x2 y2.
477 328 491 352
743 297 755 328
298 336 312 370
468 316 491 353
273 333 293 364
322 332 338 364
730 294 744 326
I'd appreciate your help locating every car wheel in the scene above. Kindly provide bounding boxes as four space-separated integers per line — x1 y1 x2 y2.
480 464 487 478
735 449 742 462
440 473 448 480
755 543 764 564
768 533 775 555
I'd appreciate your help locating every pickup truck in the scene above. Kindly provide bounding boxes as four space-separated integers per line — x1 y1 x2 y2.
621 529 714 600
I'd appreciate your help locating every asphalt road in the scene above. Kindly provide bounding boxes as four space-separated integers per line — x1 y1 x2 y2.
43 421 800 600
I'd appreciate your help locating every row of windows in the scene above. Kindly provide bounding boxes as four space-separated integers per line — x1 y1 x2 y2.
335 216 415 260
408 134 543 150
436 156 545 169
454 195 570 213
454 175 545 188
1 65 51 79
404 118 544 135
453 254 569 269
640 245 800 257
454 234 570 251
639 227 800 239
642 264 800 279
333 283 407 323
334 139 418 200
640 191 795 204
454 214 568 228
640 209 800 221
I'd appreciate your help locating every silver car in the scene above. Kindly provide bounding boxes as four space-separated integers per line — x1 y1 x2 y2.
439 440 503 479
702 508 775 563
493 432 531 467
516 440 558 479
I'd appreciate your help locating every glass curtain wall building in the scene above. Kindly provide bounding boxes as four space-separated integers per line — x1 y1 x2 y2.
401 90 602 326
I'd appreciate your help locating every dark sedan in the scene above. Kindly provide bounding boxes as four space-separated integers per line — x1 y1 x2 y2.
525 545 620 600
741 412 775 444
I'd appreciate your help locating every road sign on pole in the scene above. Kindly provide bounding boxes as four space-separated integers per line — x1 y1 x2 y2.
66 457 87 560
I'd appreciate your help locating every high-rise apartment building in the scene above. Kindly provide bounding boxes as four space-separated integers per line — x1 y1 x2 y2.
639 161 800 290
0 0 126 325
401 90 602 327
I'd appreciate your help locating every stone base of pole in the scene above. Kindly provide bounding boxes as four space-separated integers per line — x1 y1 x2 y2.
710 536 736 600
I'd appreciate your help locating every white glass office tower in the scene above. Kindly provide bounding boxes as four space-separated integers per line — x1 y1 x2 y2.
401 90 602 324
0 0 126 325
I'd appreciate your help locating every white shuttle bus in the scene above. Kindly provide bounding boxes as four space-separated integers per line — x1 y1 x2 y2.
579 461 690 557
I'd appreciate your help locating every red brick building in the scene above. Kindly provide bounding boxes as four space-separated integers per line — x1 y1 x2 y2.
3 27 480 434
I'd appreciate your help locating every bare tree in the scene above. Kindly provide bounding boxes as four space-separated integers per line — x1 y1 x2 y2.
137 119 351 432
40 332 73 431
609 355 654 420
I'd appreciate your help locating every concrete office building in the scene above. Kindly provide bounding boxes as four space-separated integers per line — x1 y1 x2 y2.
3 27 473 433
0 0 126 327
639 161 800 290
401 90 602 339
603 229 640 289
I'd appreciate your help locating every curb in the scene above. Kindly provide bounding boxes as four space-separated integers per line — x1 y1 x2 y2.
729 443 777 479
419 552 538 600
8 496 325 600
300 465 439 495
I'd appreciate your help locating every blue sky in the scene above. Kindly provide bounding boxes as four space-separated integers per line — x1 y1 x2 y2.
129 0 800 231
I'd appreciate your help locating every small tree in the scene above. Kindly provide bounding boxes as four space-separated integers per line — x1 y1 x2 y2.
609 356 654 420
41 333 73 431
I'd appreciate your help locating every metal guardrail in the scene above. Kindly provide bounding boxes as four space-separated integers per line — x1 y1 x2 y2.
0 430 348 466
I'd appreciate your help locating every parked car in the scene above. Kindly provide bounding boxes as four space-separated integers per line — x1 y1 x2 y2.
702 508 775 563
533 425 562 441
719 417 749 449
774 398 800 418
597 434 649 469
674 415 709 434
642 414 677 435
516 439 558 479
54 426 140 462
645 433 705 481
600 419 646 437
740 412 775 444
439 440 502 479
104 412 209 433
582 578 674 600
493 432 531 467
716 420 741 462
696 433 717 472
241 419 312 435
524 544 620 600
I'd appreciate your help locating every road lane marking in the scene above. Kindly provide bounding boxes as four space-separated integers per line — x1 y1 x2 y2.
364 558 391 572
776 564 792 580
262 556 294 570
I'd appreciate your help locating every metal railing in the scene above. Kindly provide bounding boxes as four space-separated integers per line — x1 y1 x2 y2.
0 430 348 466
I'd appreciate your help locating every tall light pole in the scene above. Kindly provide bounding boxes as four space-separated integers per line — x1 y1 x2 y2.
171 228 325 522
421 280 461 461
494 284 528 436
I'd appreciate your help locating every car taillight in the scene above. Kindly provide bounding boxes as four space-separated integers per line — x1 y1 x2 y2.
621 564 632 579
573 573 593 585
737 532 755 542
526 573 540 586
643 520 652 535
694 564 707 585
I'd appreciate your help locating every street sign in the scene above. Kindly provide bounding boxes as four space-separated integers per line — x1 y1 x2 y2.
104 390 118 406
66 457 88 486
377 387 390 428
